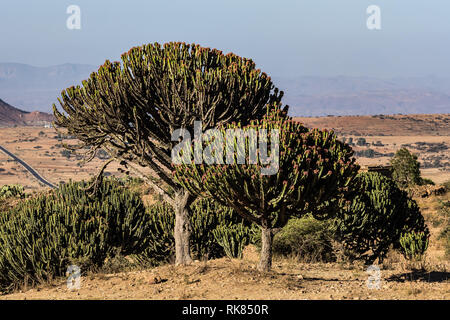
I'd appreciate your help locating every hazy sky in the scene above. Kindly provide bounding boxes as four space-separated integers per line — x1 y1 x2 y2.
1 0 449 78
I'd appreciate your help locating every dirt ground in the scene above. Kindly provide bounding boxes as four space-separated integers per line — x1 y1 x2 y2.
0 126 151 192
2 191 448 300
295 114 450 136
1 245 448 300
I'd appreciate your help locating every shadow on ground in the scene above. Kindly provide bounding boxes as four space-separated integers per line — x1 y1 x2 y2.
387 271 449 283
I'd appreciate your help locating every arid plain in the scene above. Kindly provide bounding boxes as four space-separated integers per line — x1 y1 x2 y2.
1 113 448 191
0 114 449 300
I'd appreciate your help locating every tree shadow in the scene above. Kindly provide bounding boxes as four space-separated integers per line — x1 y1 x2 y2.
300 276 361 282
387 270 449 283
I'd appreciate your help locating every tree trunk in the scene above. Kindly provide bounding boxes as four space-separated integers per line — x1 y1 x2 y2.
258 226 273 272
174 189 193 266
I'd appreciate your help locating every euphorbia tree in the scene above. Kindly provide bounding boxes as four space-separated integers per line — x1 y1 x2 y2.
174 108 359 271
53 42 286 265
332 171 429 264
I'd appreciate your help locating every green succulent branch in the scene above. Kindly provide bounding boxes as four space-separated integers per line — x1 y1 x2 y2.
53 42 286 202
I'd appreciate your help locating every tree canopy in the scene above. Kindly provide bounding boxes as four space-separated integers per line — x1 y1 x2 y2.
174 108 359 271
53 42 287 265
390 147 422 188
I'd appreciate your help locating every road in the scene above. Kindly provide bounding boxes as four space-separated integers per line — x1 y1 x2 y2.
0 145 56 189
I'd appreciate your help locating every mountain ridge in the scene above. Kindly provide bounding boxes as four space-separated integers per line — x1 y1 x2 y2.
1 63 450 116
0 98 53 127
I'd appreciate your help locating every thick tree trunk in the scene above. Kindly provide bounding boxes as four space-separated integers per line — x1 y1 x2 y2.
174 189 193 266
258 226 273 272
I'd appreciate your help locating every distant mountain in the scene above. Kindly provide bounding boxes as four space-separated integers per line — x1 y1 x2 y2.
0 98 53 127
1 62 450 116
0 63 97 112
273 76 450 116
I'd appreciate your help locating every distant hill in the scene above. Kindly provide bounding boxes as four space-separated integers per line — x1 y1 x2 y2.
274 76 450 116
0 63 97 112
1 62 450 116
294 113 450 136
0 98 53 127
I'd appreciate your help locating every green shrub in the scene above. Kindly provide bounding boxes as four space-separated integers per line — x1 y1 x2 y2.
439 224 450 260
0 185 25 199
333 172 429 264
213 224 252 259
390 147 422 188
399 231 429 261
443 180 450 192
0 178 150 292
135 198 253 265
270 215 335 263
420 178 435 186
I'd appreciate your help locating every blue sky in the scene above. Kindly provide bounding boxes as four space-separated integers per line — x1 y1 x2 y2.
1 0 449 77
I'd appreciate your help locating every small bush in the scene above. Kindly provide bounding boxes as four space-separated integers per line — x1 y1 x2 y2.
213 224 252 259
399 231 429 261
0 185 25 199
443 180 450 192
439 224 450 260
271 215 335 263
390 148 422 188
420 178 435 186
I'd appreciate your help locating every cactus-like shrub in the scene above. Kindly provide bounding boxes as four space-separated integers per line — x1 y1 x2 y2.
270 215 335 263
0 178 150 292
135 198 253 265
212 224 254 259
0 184 25 199
399 231 429 261
174 108 359 271
333 172 430 264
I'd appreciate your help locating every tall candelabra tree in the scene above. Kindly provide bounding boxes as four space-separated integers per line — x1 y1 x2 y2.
174 108 359 271
53 42 286 265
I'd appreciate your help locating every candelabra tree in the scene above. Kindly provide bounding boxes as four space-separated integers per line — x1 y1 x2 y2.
53 42 286 265
174 108 359 271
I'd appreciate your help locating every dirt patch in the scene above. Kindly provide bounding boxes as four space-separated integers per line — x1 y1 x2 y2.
1 246 448 300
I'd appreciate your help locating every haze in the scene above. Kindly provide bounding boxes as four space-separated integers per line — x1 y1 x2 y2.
1 0 450 78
